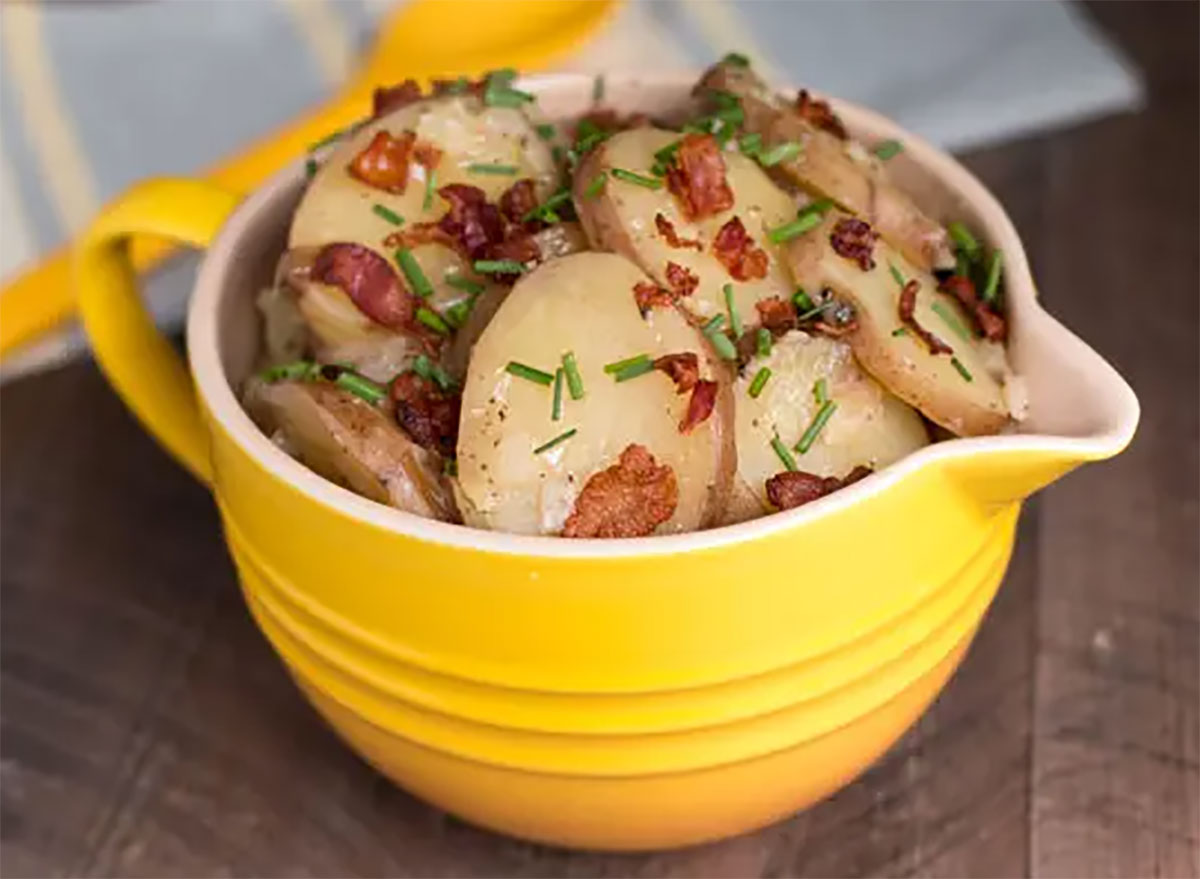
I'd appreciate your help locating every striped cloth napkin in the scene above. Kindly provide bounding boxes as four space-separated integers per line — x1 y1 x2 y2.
0 0 1141 378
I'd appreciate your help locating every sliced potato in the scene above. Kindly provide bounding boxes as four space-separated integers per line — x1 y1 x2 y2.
245 378 458 521
457 252 735 536
784 211 1009 436
573 127 797 323
727 331 928 521
698 61 953 273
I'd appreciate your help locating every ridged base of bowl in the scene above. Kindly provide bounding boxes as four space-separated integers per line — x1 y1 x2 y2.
292 632 971 851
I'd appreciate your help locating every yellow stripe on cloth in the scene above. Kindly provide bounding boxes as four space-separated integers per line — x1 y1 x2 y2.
0 3 99 234
280 0 356 87
680 0 785 86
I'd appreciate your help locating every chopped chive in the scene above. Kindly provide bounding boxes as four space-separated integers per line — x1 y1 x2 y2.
592 75 605 103
444 300 471 329
758 141 802 167
395 248 434 298
522 188 572 223
416 306 451 335
814 377 829 405
738 132 763 158
584 172 607 198
535 123 556 141
423 168 437 211
702 314 726 334
552 145 566 165
795 400 838 453
443 458 458 476
892 327 909 337
950 357 974 382
723 283 743 337
792 288 815 312
261 360 319 382
412 354 455 391
722 51 750 67
506 361 555 385
443 76 470 95
613 358 656 382
948 221 980 259
796 300 836 322
562 352 585 399
330 369 389 405
756 327 772 358
305 158 318 179
771 436 798 472
552 368 565 421
372 204 404 226
610 168 663 189
474 259 526 275
888 263 906 287
483 69 535 107
467 163 520 176
768 211 824 243
748 367 772 398
873 139 903 160
534 427 577 455
705 327 739 362
981 250 1003 304
603 353 650 374
956 251 972 278
446 274 485 295
931 300 972 342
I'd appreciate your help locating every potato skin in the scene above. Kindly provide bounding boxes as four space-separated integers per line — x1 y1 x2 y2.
573 127 796 325
456 252 735 536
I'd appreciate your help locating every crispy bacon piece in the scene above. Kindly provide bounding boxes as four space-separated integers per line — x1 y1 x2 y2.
766 465 872 511
562 445 678 538
311 243 416 330
755 296 798 333
435 184 506 259
412 140 443 171
634 281 675 315
665 261 700 298
654 213 702 251
348 130 416 194
665 133 735 221
372 80 423 116
795 89 847 140
653 353 700 393
899 279 953 355
383 223 459 253
499 178 542 229
939 274 1006 342
430 77 486 98
488 230 540 267
713 216 770 280
680 379 718 434
390 372 460 456
830 218 879 271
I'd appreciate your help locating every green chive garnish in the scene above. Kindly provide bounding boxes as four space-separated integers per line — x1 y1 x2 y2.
768 211 824 243
951 357 974 382
705 327 738 362
892 327 908 337
610 168 663 189
446 274 485 295
603 353 650 374
948 221 980 259
474 259 526 275
330 369 389 405
443 458 458 476
771 436 798 472
956 251 972 278
412 354 455 391
792 288 815 312
738 132 763 158
653 140 681 166
724 284 743 336
722 51 750 67
506 361 555 386
584 172 607 198
552 145 566 165
873 139 903 160
593 75 605 103
416 306 450 335
305 158 318 179
889 264 906 287
932 300 972 342
758 141 802 167
261 360 319 382
467 163 520 176
702 314 726 334
756 327 772 358
372 204 404 226
613 357 656 383
796 400 838 453
814 377 829 405
396 248 433 298
535 123 556 141
981 250 1003 304
534 428 576 455
444 300 471 329
796 300 836 322
423 168 437 211
552 368 564 421
562 352 585 400
522 188 572 223
484 69 535 107
749 367 772 398
443 76 470 95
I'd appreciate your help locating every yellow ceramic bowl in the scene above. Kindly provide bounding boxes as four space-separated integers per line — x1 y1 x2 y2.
74 75 1138 850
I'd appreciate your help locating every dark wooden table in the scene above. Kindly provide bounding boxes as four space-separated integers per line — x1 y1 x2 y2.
3 5 1196 877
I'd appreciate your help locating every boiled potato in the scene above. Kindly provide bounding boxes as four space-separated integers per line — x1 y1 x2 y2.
245 379 458 521
726 331 929 522
456 252 735 536
573 127 797 324
698 60 953 273
785 211 1009 436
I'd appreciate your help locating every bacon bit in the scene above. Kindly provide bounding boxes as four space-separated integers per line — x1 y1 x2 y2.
488 230 540 267
830 218 879 271
372 80 423 116
634 281 675 315
713 216 770 280
562 444 678 538
311 243 414 330
654 213 702 251
436 184 506 259
653 353 700 393
755 296 798 333
766 465 872 510
665 133 735 221
795 89 847 140
412 140 443 170
680 379 718 434
348 130 416 194
665 261 700 298
899 279 953 355
499 178 542 228
939 275 1006 342
430 77 486 98
390 372 460 456
383 222 459 253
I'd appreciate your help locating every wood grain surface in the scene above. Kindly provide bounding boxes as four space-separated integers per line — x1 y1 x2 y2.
2 4 1196 877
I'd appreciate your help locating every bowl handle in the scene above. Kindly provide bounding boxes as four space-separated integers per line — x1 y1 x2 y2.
74 179 241 486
